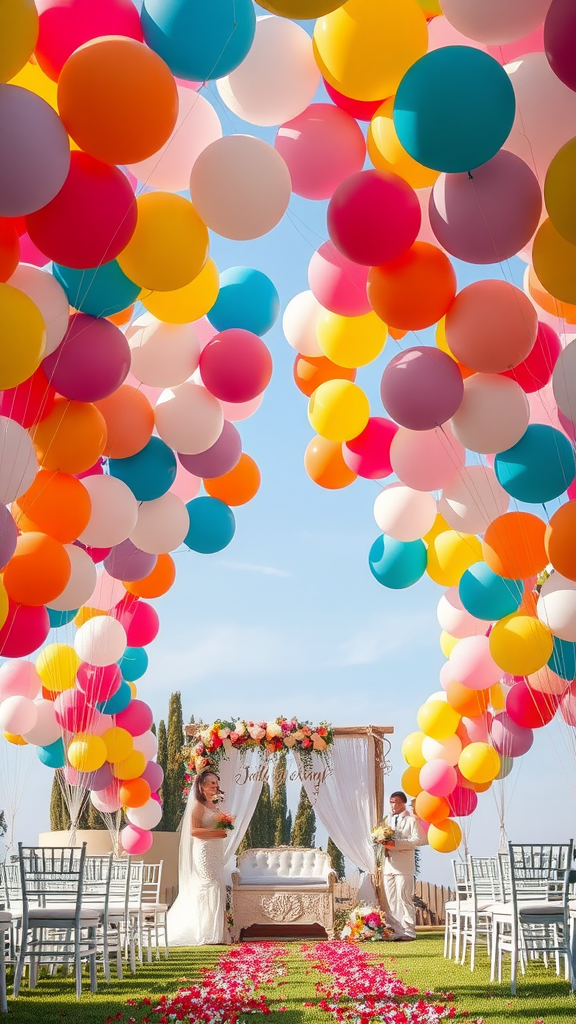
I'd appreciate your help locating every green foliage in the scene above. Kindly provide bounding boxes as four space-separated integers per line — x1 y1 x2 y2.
327 837 346 880
49 776 69 831
238 779 275 852
271 752 291 846
290 787 316 848
154 718 168 831
161 693 186 832
0 809 6 838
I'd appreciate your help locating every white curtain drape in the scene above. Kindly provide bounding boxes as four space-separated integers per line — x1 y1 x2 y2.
217 747 265 865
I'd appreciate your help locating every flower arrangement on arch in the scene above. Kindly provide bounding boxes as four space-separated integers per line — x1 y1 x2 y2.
340 904 394 942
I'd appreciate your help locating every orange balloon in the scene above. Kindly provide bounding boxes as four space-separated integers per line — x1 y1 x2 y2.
545 501 576 581
124 553 176 599
57 37 178 166
446 679 490 718
483 512 547 580
95 385 154 460
367 242 457 331
471 780 492 793
304 435 357 489
0 219 20 282
31 397 107 474
414 791 451 824
527 265 576 325
293 354 356 398
388 325 407 340
3 531 70 606
74 607 106 627
107 303 135 327
12 469 91 543
204 454 261 506
518 587 538 617
119 777 151 808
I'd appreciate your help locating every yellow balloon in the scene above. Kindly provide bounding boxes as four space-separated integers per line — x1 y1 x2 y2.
401 730 426 769
141 258 219 324
128 681 137 698
313 0 428 102
112 749 147 781
103 726 134 764
74 607 107 627
427 530 483 587
401 765 423 797
0 283 46 389
308 379 370 442
424 513 451 545
317 310 387 369
417 700 460 741
36 643 80 693
489 682 506 711
259 0 345 15
458 742 500 784
117 192 209 293
439 630 459 658
0 0 38 84
4 731 27 746
0 580 8 632
416 0 442 13
428 818 462 853
368 99 438 189
544 137 576 246
532 217 576 305
489 613 553 677
68 733 107 773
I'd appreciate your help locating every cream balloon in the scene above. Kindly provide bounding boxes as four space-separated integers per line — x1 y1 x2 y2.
8 263 69 356
537 573 576 642
155 382 223 455
282 290 323 357
552 339 576 421
78 475 138 549
450 374 529 454
130 492 190 555
47 544 97 612
390 424 465 492
189 135 291 241
0 415 37 503
217 16 320 128
221 393 264 422
528 664 569 695
0 696 38 736
23 699 61 746
440 0 551 44
505 54 576 185
373 484 437 542
421 734 463 766
133 730 158 760
88 571 127 612
437 588 487 639
438 465 510 535
74 616 127 668
129 322 201 389
128 88 222 192
126 798 163 829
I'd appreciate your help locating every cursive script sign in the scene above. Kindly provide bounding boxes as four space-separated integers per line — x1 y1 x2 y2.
234 764 332 787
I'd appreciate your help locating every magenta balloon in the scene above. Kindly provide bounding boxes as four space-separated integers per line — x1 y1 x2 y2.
327 169 421 267
448 785 478 817
545 0 576 92
419 759 458 798
274 103 366 201
142 760 163 792
199 329 272 403
121 823 153 855
308 241 370 317
42 313 131 402
115 698 154 737
178 420 241 479
502 322 561 393
115 600 159 647
19 233 50 268
560 680 576 726
0 602 50 657
429 151 542 264
491 711 534 757
54 689 91 732
76 662 122 705
0 85 70 217
342 417 398 479
380 347 464 431
104 540 157 582
0 503 18 570
88 761 114 791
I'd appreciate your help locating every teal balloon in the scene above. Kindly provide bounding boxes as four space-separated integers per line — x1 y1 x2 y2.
494 424 576 503
109 437 177 501
184 496 235 554
368 534 427 590
207 267 280 336
459 561 523 621
118 646 148 682
53 262 140 318
393 46 516 173
548 636 576 680
97 679 132 715
48 608 78 628
141 0 256 82
37 738 66 769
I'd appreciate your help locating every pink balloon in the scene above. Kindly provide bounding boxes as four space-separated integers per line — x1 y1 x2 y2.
221 393 264 422
487 24 544 64
114 598 159 648
342 417 398 479
308 241 370 317
502 322 561 392
323 79 385 122
419 759 458 798
92 780 121 813
428 16 487 51
449 635 501 691
199 329 272 403
439 662 453 691
36 0 143 81
491 711 534 757
142 760 163 793
448 785 478 817
327 170 421 267
0 602 50 657
170 460 201 502
0 661 41 701
506 680 559 728
121 823 153 855
390 425 464 491
437 589 487 640
274 103 366 201
461 713 493 744
178 420 241 479
380 347 464 431
42 313 131 402
18 233 50 267
445 280 538 374
54 689 91 732
89 571 127 612
115 699 154 738
560 680 576 726
76 663 122 705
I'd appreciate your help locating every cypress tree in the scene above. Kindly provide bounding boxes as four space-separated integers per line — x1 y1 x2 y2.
238 781 274 852
291 787 316 848
0 810 6 839
164 692 185 831
50 776 69 831
327 837 346 880
156 718 168 829
271 753 291 846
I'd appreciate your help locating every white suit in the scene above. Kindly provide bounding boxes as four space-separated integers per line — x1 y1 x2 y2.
382 809 426 940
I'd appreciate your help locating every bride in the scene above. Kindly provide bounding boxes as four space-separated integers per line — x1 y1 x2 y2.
167 769 228 946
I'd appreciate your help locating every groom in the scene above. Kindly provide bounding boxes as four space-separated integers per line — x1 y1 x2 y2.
382 790 426 942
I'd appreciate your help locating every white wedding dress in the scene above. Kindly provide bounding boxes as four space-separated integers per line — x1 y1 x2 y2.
167 803 227 946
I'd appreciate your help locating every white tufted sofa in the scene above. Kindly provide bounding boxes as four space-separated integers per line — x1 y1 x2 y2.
231 846 336 940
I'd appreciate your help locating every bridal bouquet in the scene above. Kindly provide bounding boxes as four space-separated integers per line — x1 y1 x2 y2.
371 822 396 864
216 812 236 831
340 904 394 942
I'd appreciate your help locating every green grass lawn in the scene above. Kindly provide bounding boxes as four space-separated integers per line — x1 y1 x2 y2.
3 935 575 1023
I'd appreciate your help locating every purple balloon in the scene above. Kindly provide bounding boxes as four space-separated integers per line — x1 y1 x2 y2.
178 420 242 479
142 760 163 793
380 347 464 431
545 0 576 93
42 313 130 402
88 761 114 791
104 539 157 582
491 712 534 758
0 85 70 216
0 503 18 570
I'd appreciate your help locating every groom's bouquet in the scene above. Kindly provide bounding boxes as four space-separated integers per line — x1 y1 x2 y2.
371 822 396 864
215 812 236 831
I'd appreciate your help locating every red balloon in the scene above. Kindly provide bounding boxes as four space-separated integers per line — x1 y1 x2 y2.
501 322 561 393
327 169 421 267
26 152 137 269
36 0 144 82
114 596 159 647
0 218 20 282
54 689 91 732
0 601 50 657
76 662 122 705
323 80 384 122
0 366 56 427
505 680 559 729
560 680 576 726
199 330 272 403
342 416 398 479
448 785 478 817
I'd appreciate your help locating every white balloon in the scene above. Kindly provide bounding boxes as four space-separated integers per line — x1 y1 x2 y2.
282 290 323 357
126 798 163 830
47 544 97 612
155 382 223 455
425 691 448 702
129 322 201 389
125 311 157 342
8 264 69 356
217 16 320 127
373 484 437 542
78 475 138 549
437 588 487 639
438 465 510 535
537 572 576 642
421 734 462 766
390 424 465 492
440 0 552 44
0 415 37 503
450 373 529 454
552 339 576 421
505 54 576 185
74 616 127 667
133 730 158 760
130 492 190 555
23 699 61 746
0 695 38 736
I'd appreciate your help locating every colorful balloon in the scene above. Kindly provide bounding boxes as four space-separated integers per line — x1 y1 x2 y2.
304 436 357 490
367 242 456 331
0 84 69 217
373 485 436 543
117 192 209 293
109 437 177 502
275 104 366 201
207 268 279 337
184 496 235 554
380 347 463 431
199 330 272 404
342 417 397 480
327 169 421 267
451 374 530 455
308 379 370 443
141 0 256 82
368 534 427 590
490 613 553 676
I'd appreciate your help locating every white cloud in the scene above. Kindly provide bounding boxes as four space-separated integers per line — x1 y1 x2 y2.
339 611 436 667
218 560 293 578
157 622 284 681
